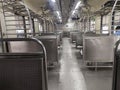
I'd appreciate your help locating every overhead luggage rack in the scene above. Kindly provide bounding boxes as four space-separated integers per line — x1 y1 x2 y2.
1 0 30 38
107 0 120 35
0 0 45 38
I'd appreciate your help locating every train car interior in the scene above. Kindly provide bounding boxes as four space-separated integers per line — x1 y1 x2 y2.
0 0 120 90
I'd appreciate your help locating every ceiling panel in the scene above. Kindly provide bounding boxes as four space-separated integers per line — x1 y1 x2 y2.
61 0 75 23
23 0 47 15
86 0 110 13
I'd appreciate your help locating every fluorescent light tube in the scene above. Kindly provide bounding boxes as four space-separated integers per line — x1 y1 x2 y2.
75 1 81 10
56 11 60 16
72 10 76 14
51 0 56 3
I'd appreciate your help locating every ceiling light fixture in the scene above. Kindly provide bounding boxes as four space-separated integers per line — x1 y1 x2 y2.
56 11 60 16
72 10 76 15
60 19 62 22
51 0 56 3
75 1 81 10
59 16 62 19
56 11 62 22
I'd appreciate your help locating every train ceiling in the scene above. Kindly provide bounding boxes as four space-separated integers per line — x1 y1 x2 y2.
23 0 75 23
23 0 115 15
85 0 110 13
23 0 47 15
0 0 119 23
81 0 120 16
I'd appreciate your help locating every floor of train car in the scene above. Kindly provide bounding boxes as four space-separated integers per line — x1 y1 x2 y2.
48 38 113 90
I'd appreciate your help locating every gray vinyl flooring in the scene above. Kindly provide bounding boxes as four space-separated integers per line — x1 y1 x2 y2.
48 38 113 90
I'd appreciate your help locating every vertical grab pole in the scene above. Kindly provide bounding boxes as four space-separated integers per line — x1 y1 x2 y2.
100 15 103 34
22 1 33 36
22 16 27 38
109 0 118 35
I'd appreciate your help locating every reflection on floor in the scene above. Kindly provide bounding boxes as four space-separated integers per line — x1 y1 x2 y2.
48 38 113 90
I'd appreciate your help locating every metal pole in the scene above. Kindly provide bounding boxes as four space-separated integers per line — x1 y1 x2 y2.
100 15 103 34
22 16 27 38
0 20 4 52
49 21 52 32
109 0 118 35
44 20 47 33
54 23 57 33
42 20 45 33
89 17 91 31
84 18 86 33
31 18 35 36
111 11 115 34
51 21 54 32
48 21 50 32
22 0 34 36
46 21 48 32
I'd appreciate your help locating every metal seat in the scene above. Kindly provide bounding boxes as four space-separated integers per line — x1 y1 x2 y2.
76 32 84 48
113 39 120 90
35 36 58 67
0 38 48 90
70 31 79 43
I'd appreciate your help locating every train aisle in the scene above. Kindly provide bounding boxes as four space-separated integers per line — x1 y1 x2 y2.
48 38 113 90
